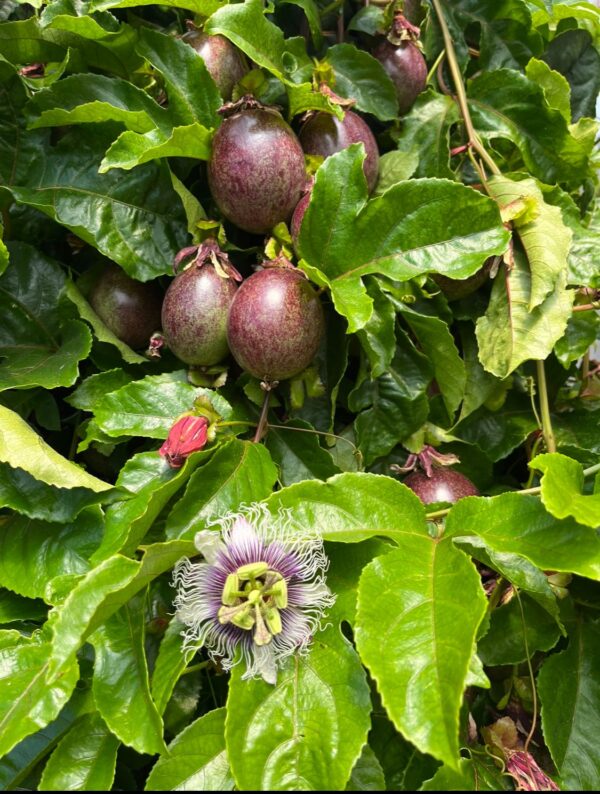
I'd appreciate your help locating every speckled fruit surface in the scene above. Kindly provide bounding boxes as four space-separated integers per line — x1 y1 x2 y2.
227 267 324 381
372 39 428 115
89 263 162 349
161 263 239 366
290 189 311 248
404 468 479 505
298 110 380 192
208 108 306 234
181 31 247 100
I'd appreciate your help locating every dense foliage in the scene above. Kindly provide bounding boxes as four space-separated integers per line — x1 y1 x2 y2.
0 0 599 790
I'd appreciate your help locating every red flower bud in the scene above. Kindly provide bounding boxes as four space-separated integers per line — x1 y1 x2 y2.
159 415 209 468
506 751 560 791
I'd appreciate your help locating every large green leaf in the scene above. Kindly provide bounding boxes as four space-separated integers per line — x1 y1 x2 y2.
420 756 509 791
0 590 47 624
26 73 167 132
92 597 165 756
92 372 230 439
136 27 221 128
265 420 341 486
0 507 103 600
48 540 194 678
38 712 120 791
530 452 600 529
468 68 591 183
94 448 211 562
265 471 428 544
0 464 111 522
487 175 572 310
538 619 600 790
475 254 573 378
355 540 487 767
356 278 397 377
0 243 92 391
477 595 561 666
346 745 386 792
446 493 600 580
225 623 371 791
395 91 459 180
0 405 111 492
150 619 188 717
543 28 600 121
297 147 509 332
326 43 398 121
165 440 278 541
369 713 439 791
350 338 431 464
91 0 224 14
0 639 79 758
145 708 233 791
10 126 188 282
99 123 213 172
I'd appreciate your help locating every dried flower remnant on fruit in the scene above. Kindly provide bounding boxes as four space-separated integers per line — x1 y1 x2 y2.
172 504 335 685
483 717 559 792
159 415 209 468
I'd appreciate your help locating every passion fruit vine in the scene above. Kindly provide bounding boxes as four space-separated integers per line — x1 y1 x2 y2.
161 240 242 366
208 97 306 235
392 445 479 504
227 259 324 382
89 262 163 350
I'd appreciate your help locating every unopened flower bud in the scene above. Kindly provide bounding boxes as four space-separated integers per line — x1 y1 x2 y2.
159 414 209 468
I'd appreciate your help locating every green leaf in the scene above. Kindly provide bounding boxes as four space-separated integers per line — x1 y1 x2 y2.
475 256 573 378
150 619 188 717
397 303 466 418
468 68 591 183
0 507 103 600
146 708 234 791
454 392 537 462
225 624 371 791
64 281 147 365
166 440 278 540
0 243 92 391
48 541 194 678
446 493 600 580
478 595 561 666
91 0 225 14
0 640 79 758
355 540 487 767
0 464 112 523
0 590 46 624
136 27 221 128
265 420 341 486
373 150 419 195
39 712 119 791
555 311 600 368
457 324 511 422
555 410 600 458
346 745 386 791
285 81 344 121
487 175 572 310
93 372 230 439
26 73 166 132
351 338 431 464
10 126 188 282
297 147 509 332
279 0 323 49
92 597 165 756
99 123 213 172
420 756 509 791
265 472 428 544
66 368 135 411
543 28 600 121
356 278 396 377
0 405 111 492
530 452 600 529
394 91 459 180
538 618 600 790
93 447 212 561
525 58 571 121
369 713 440 791
326 43 398 121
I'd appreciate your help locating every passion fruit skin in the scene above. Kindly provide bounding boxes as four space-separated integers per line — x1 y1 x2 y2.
227 267 324 381
298 111 380 193
181 31 247 100
372 39 427 115
290 189 311 248
433 259 494 302
89 263 162 349
161 264 238 366
208 108 307 235
404 468 479 505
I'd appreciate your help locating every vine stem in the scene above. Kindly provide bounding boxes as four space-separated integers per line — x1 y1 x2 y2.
252 386 272 443
426 48 446 85
573 301 600 312
515 589 538 755
536 359 556 453
425 461 600 520
430 0 501 179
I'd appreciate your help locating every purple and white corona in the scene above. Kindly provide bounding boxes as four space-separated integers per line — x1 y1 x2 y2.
173 504 335 685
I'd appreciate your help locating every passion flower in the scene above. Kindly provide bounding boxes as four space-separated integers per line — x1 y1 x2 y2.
173 504 335 685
